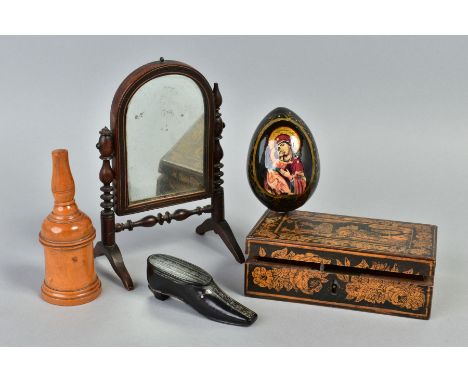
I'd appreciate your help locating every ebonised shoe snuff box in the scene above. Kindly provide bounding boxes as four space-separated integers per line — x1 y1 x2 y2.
148 254 258 326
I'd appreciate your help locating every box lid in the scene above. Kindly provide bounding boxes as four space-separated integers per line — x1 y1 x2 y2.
246 210 437 278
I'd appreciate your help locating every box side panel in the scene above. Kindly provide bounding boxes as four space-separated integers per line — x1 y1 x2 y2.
247 241 434 277
245 259 432 319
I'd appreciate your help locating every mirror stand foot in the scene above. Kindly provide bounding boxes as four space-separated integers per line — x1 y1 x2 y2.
94 241 135 291
196 218 245 264
195 218 214 235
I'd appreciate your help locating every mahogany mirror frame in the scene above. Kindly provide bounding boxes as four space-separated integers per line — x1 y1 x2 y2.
113 60 214 215
94 59 244 291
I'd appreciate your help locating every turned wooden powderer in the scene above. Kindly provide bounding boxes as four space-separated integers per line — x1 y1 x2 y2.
39 149 101 305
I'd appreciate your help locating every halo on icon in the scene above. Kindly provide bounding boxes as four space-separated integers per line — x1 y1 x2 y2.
268 126 301 154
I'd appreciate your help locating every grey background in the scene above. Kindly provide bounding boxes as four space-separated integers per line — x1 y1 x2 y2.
0 36 467 346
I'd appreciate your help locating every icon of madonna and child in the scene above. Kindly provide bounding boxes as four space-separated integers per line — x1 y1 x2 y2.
263 127 308 196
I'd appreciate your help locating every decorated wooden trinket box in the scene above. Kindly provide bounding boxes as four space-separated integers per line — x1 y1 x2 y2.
245 210 437 319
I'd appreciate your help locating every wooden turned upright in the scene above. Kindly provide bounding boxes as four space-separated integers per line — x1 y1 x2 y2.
39 149 101 306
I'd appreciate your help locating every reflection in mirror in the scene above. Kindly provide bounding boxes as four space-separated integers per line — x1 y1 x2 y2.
126 74 205 204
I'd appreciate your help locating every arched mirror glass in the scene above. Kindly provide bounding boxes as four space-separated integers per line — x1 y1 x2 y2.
125 74 206 205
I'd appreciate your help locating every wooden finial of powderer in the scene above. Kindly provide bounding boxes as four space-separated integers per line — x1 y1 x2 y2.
39 149 101 306
51 149 75 203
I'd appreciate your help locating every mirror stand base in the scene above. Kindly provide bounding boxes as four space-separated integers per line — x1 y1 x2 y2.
94 241 135 291
196 218 245 264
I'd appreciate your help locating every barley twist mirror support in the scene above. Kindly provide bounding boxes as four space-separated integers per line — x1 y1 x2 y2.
94 59 244 291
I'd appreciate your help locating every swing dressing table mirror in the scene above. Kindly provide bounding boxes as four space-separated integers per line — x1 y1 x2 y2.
95 59 244 290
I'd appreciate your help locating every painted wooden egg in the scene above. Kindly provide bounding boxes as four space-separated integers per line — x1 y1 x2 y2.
247 107 320 212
